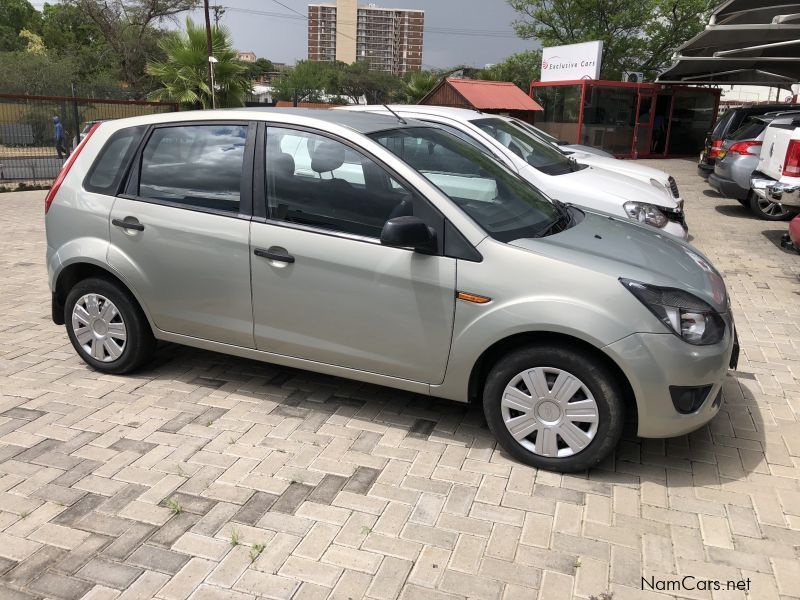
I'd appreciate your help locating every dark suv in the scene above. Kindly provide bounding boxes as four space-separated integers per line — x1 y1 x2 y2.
698 104 800 179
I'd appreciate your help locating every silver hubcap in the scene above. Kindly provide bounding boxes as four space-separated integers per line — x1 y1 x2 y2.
500 367 599 458
71 294 127 362
758 197 788 217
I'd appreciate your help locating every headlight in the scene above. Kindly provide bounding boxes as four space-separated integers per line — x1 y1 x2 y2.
620 278 725 345
623 201 668 228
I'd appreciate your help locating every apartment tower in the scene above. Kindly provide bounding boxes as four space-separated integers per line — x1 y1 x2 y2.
308 0 424 76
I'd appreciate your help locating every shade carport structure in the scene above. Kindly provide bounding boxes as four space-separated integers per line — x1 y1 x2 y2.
657 0 800 88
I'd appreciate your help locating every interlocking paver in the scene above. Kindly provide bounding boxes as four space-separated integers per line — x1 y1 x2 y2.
1 168 799 598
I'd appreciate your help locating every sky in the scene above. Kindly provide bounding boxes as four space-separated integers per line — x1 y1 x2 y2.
185 0 537 68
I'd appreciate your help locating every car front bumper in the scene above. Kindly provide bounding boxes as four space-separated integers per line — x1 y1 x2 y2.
661 217 689 240
603 323 736 438
751 176 800 211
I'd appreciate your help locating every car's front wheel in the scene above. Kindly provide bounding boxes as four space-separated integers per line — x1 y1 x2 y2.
483 345 624 472
749 191 793 221
64 277 155 374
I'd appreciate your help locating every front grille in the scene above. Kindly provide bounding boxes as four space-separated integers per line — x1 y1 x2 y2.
663 206 685 225
668 176 680 198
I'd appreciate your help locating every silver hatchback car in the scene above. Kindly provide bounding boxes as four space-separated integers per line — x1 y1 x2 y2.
45 109 738 472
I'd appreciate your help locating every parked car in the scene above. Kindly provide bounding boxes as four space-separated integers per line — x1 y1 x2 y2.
698 103 800 179
45 109 737 472
709 112 800 219
508 118 615 158
338 105 688 239
750 113 800 221
781 214 800 252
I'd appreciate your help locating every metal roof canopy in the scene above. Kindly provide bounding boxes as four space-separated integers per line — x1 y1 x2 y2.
657 1 800 89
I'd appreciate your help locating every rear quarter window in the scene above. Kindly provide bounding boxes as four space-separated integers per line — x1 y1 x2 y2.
711 110 735 138
84 126 145 195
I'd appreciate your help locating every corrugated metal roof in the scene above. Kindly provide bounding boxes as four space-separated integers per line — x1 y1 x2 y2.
444 78 543 111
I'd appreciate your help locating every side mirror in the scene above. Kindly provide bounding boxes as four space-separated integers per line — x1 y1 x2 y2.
380 216 436 252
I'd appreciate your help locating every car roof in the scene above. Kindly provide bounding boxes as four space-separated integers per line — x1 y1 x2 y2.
101 107 424 136
341 105 490 122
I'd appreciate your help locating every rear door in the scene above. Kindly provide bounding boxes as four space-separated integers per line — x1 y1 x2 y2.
107 121 256 348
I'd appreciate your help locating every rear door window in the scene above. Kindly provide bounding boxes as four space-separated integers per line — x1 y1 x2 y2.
138 124 248 214
711 110 735 139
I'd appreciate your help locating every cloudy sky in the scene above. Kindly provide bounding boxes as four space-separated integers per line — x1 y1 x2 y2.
186 0 537 68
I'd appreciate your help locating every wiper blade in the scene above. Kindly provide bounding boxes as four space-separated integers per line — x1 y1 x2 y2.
534 208 573 238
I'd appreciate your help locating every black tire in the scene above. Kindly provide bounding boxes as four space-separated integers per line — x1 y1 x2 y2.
748 190 793 221
482 345 624 472
64 277 155 374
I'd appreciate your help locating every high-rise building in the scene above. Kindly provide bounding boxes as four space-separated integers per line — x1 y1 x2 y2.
308 1 424 76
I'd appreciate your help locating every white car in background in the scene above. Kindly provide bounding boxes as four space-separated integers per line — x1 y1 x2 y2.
509 117 683 201
510 118 615 158
338 105 687 239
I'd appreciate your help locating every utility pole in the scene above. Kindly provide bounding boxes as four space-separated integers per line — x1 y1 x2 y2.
203 0 214 108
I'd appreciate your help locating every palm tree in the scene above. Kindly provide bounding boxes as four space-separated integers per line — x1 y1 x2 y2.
146 18 250 109
394 70 441 104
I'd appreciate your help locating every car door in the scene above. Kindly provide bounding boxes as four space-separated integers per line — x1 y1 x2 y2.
107 121 256 348
250 124 456 383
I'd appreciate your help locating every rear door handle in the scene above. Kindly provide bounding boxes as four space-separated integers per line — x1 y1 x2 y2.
254 248 295 263
112 218 144 231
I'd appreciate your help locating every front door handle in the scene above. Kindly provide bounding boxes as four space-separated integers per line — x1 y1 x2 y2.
254 247 295 263
112 218 145 231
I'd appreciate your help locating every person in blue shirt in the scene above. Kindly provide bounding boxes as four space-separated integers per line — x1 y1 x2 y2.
53 116 67 159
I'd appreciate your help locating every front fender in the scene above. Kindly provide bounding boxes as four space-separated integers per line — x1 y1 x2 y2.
431 296 638 401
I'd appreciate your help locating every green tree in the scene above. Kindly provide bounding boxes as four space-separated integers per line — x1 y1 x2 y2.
0 0 41 51
241 57 275 81
394 70 441 104
66 0 198 93
0 51 78 94
39 2 120 91
272 60 337 103
332 61 398 104
146 18 250 108
478 49 542 91
507 0 714 79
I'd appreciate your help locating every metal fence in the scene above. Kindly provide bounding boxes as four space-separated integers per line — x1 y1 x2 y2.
0 93 177 184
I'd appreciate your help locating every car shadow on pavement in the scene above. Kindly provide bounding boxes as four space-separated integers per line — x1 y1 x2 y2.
713 203 755 219
142 340 495 449
761 228 796 252
135 341 766 484
608 371 767 488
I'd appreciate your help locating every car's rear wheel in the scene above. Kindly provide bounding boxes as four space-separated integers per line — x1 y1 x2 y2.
749 190 793 221
64 277 155 374
483 345 624 472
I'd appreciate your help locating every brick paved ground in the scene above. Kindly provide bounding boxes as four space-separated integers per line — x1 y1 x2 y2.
0 158 798 600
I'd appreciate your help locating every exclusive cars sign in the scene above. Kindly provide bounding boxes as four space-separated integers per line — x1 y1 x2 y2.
540 41 603 82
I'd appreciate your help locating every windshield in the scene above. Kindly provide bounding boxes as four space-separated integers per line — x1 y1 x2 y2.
469 117 574 175
369 126 569 243
511 118 561 146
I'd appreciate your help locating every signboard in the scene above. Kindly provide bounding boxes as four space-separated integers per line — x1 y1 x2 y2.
540 41 603 82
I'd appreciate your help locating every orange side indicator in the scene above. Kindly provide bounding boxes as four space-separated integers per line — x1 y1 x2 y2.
457 291 492 304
